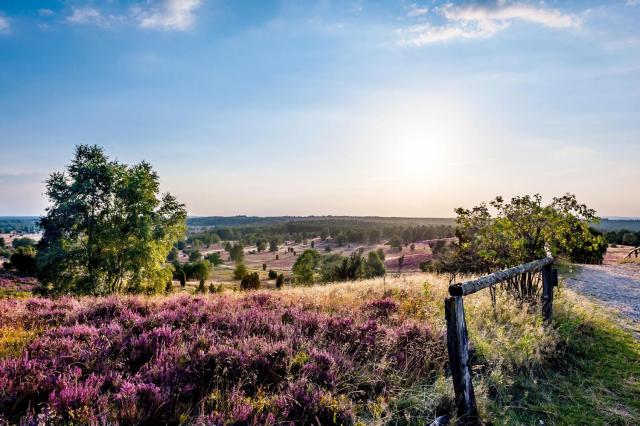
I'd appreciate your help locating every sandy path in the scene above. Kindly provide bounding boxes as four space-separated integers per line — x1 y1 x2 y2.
564 262 640 335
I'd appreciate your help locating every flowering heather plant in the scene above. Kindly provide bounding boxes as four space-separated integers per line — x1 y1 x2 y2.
0 287 447 424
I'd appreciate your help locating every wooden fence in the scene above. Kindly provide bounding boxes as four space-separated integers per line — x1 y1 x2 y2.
624 246 640 259
444 254 558 425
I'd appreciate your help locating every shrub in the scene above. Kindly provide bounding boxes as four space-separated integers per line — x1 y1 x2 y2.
233 262 248 280
240 272 261 290
275 274 285 289
196 279 206 293
268 269 278 280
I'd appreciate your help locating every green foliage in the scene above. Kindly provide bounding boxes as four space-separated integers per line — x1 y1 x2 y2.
268 269 278 280
275 273 285 289
167 247 179 263
179 270 186 287
455 194 603 269
188 250 202 262
388 236 403 251
229 243 244 262
292 249 321 284
204 252 222 266
196 279 206 293
333 252 365 281
256 240 267 252
240 272 261 290
0 237 4 248
365 250 386 278
9 247 37 275
11 237 35 249
164 281 173 294
397 254 405 270
36 145 187 295
269 239 278 252
622 232 639 246
208 282 218 293
320 228 330 241
233 262 248 280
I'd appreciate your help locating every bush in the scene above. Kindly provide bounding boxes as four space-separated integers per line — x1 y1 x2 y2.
268 269 278 280
275 273 285 289
233 262 248 280
208 283 218 293
165 281 173 294
196 279 206 293
9 248 37 275
240 272 260 290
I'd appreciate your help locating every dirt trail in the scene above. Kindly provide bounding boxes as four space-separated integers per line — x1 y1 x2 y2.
564 247 640 336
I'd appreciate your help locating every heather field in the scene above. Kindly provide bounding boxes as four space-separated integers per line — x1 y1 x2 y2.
1 274 638 425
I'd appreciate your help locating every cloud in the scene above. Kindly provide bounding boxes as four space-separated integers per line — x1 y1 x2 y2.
0 14 9 33
407 4 429 17
401 1 580 46
627 0 638 6
137 0 202 31
38 9 55 17
66 7 105 25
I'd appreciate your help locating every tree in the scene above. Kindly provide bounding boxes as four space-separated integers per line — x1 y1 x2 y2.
167 247 179 263
275 273 285 289
368 229 381 245
365 250 386 278
179 270 186 287
229 243 244 262
268 269 278 279
205 252 223 266
310 240 315 249
10 247 37 275
256 240 267 252
240 272 261 290
292 249 321 284
36 145 187 295
269 240 278 252
189 250 202 262
623 232 638 247
196 279 206 293
12 237 35 249
0 237 5 248
388 236 403 251
223 241 233 252
329 252 365 282
442 194 606 300
233 262 248 280
397 254 405 271
376 248 386 262
320 228 330 241
194 260 211 282
165 281 173 294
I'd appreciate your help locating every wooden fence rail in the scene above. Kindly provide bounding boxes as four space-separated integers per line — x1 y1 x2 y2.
444 255 558 425
624 246 640 259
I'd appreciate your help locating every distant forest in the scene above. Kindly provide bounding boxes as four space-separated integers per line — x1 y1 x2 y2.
186 216 457 247
0 217 39 233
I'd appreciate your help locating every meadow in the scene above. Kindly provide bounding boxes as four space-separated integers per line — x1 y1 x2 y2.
1 273 637 424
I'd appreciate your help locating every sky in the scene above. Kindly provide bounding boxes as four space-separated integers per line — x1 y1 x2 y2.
0 0 639 217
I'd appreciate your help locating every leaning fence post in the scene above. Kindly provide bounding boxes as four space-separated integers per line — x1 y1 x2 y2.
541 263 554 321
445 296 479 424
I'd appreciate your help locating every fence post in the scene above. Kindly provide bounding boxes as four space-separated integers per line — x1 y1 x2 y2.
541 263 554 321
445 296 479 424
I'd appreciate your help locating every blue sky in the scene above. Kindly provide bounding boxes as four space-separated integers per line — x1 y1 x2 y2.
0 0 639 217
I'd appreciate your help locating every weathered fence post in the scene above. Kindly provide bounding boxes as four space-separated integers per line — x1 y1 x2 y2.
445 296 479 424
541 263 554 321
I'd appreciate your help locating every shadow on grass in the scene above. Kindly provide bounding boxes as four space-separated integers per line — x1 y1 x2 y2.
489 292 640 425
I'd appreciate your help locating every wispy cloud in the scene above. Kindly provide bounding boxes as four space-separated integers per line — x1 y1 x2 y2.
66 7 105 25
401 1 581 46
0 14 10 33
38 9 55 17
137 0 203 31
407 4 429 17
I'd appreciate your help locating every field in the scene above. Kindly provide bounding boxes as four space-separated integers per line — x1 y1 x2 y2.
1 273 638 424
182 237 452 289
